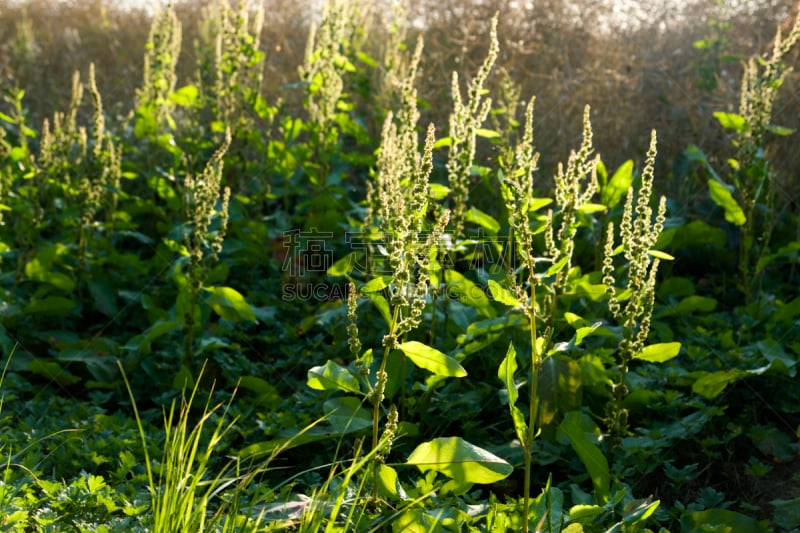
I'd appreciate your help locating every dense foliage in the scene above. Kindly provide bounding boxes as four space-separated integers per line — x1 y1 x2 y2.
0 0 799 531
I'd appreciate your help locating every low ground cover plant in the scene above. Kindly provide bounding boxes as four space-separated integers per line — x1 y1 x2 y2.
0 0 799 531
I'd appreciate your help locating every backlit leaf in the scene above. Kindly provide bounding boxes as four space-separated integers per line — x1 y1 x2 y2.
635 342 682 363
406 436 513 484
205 286 256 322
397 341 466 377
601 159 633 208
708 179 746 226
558 411 609 504
307 360 361 394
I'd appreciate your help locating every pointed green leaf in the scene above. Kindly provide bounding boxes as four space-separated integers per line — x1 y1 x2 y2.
498 345 528 444
635 342 682 363
476 128 500 139
406 436 513 484
397 341 466 377
576 203 607 214
692 369 749 399
361 276 391 293
376 464 407 500
766 124 795 136
558 411 609 504
429 183 451 200
528 197 553 212
169 85 200 107
648 249 675 260
714 112 748 133
205 286 256 322
498 343 519 406
601 160 633 208
708 179 746 226
445 270 495 318
327 252 359 277
681 508 766 533
488 280 522 308
307 360 361 394
465 206 501 234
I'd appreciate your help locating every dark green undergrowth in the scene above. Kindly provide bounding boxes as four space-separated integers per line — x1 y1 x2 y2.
0 1 799 531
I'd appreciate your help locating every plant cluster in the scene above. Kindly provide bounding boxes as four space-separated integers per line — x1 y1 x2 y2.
0 1 798 531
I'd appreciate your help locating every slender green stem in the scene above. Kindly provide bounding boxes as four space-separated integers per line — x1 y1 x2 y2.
522 266 540 533
371 304 400 500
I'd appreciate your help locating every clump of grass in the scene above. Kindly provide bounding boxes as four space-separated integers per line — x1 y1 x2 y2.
120 361 272 532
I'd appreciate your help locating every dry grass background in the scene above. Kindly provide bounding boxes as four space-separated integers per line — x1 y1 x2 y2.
1 0 798 201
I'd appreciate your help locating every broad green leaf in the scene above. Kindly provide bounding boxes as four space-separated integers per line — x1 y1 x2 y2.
307 360 361 394
708 179 746 226
433 136 453 149
528 197 553 212
392 509 436 533
397 341 466 377
681 508 767 533
766 124 796 136
238 376 281 408
24 296 76 316
406 436 513 484
327 252 359 276
635 342 681 363
463 314 526 339
445 270 495 318
366 292 391 325
361 276 391 293
601 160 633 208
538 357 582 425
476 128 500 139
558 411 609 504
324 396 372 434
757 339 796 377
772 497 800 531
356 51 378 68
659 295 717 317
713 112 748 133
169 85 200 107
488 280 522 308
692 369 748 399
568 504 605 523
623 498 661 527
465 206 501 234
429 183 451 200
546 256 570 277
376 464 407 500
576 203 607 214
205 286 256 322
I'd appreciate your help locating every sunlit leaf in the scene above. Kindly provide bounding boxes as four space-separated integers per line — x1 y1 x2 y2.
307 360 361 394
635 342 681 363
488 280 522 308
397 341 466 377
406 436 513 484
708 179 746 226
445 270 495 318
558 411 609 504
465 206 500 234
205 286 256 322
601 160 633 208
